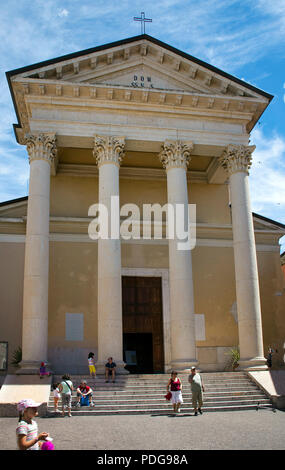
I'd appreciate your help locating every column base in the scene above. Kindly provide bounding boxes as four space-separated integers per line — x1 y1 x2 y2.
95 361 130 375
238 356 268 371
169 359 199 373
16 360 53 375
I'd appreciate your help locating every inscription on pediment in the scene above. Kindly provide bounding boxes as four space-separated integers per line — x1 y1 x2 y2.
89 66 201 93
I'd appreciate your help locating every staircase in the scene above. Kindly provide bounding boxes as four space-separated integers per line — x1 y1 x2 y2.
48 372 272 416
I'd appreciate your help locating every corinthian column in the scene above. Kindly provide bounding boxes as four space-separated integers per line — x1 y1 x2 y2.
18 133 57 374
220 144 267 370
160 140 198 372
93 135 128 374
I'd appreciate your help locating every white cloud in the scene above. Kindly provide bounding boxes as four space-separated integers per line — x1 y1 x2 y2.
249 128 285 251
57 8 69 18
0 143 29 201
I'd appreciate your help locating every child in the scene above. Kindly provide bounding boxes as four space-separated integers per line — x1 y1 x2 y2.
39 362 51 379
52 383 60 412
16 399 49 450
88 352 96 378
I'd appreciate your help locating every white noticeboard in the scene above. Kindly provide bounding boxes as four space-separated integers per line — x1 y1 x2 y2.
195 314 206 341
65 313 84 341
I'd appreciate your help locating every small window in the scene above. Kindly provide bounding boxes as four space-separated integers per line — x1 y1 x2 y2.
0 342 8 370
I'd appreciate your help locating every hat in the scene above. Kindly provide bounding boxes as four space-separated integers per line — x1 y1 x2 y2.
191 366 196 370
17 399 42 412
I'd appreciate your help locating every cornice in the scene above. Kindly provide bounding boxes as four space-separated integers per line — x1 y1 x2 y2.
14 76 264 110
12 78 262 145
56 163 208 183
0 217 283 245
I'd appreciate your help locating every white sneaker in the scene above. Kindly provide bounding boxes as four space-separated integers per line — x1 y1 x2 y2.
76 402 80 408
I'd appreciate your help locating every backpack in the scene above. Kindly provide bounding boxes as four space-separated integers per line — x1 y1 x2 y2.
80 395 90 407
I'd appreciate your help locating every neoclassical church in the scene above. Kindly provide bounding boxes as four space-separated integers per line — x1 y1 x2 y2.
1 35 285 376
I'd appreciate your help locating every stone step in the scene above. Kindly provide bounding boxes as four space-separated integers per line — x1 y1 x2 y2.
48 390 263 401
66 381 258 388
92 387 259 394
49 372 272 415
53 372 247 377
47 402 272 416
52 374 248 383
53 377 259 384
57 385 259 395
48 394 271 407
49 396 269 408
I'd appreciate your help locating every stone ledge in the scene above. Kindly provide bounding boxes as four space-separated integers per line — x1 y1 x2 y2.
247 370 285 410
0 375 51 417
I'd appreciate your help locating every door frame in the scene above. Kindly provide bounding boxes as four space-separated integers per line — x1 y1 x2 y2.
122 268 171 372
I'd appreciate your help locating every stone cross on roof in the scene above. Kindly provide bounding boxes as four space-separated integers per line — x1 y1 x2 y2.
133 12 152 34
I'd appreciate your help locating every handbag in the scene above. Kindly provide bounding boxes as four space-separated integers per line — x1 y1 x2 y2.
165 391 172 401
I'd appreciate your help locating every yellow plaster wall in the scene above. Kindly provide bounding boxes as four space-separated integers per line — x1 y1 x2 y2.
0 243 25 375
50 171 231 225
48 241 98 373
50 175 98 217
257 251 285 368
192 246 238 348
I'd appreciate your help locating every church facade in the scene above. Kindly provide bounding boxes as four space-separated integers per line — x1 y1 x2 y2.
1 35 285 376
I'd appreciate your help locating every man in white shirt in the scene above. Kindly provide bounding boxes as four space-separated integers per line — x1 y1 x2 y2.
188 367 205 416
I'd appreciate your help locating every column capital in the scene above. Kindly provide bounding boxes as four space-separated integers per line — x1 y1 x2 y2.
220 144 256 176
159 139 193 171
93 135 125 168
25 133 57 166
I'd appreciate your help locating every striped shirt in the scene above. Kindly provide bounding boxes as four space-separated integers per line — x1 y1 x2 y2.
16 420 39 450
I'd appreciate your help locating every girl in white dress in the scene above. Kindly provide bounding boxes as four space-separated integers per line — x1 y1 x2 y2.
52 383 61 412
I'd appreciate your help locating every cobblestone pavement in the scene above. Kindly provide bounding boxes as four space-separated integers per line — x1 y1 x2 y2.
1 409 285 451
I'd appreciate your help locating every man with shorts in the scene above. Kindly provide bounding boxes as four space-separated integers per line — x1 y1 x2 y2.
76 380 94 407
188 366 205 416
105 357 116 383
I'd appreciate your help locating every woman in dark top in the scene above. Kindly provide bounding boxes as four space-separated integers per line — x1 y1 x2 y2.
166 371 183 413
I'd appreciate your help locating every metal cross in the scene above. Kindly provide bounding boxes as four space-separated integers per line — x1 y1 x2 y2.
133 12 152 34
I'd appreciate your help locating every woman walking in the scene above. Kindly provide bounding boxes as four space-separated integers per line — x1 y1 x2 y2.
58 374 74 417
167 371 183 413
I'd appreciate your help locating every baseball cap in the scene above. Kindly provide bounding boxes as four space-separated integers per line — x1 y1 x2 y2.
191 366 196 370
17 399 42 412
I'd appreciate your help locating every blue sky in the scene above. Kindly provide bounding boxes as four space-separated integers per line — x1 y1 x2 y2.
0 0 284 251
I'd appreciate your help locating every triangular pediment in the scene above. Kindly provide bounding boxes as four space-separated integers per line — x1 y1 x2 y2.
0 197 28 217
253 213 285 232
8 36 272 100
71 62 211 94
7 35 273 143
